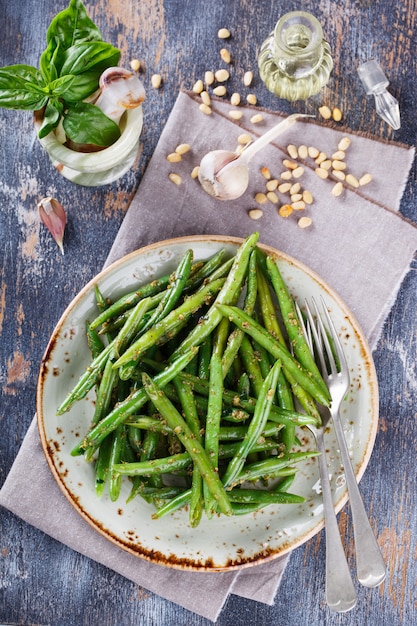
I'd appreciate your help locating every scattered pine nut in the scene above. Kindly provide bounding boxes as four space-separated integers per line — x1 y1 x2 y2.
359 173 373 186
231 92 241 106
201 90 211 106
218 28 231 39
292 200 306 211
248 208 263 220
319 159 332 170
213 85 227 96
287 144 298 159
332 107 343 122
255 192 268 204
308 146 320 158
338 137 351 151
292 166 305 178
220 48 231 63
205 70 215 85
266 179 279 191
175 143 191 155
199 103 212 115
291 193 303 202
193 79 204 93
281 170 293 180
167 152 182 162
333 170 346 181
315 167 329 179
278 182 292 193
215 68 229 82
345 174 360 188
298 216 312 228
228 109 243 120
315 152 327 165
302 190 313 204
151 73 162 89
250 113 263 123
191 166 200 179
130 59 141 72
283 159 298 170
331 181 343 197
298 145 308 159
246 93 257 105
332 150 346 160
279 204 293 217
318 105 332 119
332 159 346 171
243 71 253 86
238 133 252 144
261 167 271 179
168 173 182 185
266 191 279 203
290 182 301 194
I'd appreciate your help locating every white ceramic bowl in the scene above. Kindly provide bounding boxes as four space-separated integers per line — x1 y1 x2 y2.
37 236 379 571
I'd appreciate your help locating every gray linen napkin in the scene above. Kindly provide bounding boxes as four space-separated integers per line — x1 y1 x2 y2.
1 90 416 623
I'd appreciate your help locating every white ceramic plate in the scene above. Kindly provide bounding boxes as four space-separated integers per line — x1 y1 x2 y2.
37 235 379 571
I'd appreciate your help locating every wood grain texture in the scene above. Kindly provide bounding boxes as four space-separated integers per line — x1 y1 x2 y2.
0 1 416 624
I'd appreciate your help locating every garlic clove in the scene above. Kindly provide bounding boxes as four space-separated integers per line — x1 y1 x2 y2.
94 67 146 124
38 197 67 255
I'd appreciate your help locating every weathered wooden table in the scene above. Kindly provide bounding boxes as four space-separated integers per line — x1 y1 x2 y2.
1 1 415 624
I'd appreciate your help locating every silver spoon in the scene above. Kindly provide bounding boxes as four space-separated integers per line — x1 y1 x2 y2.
198 113 312 200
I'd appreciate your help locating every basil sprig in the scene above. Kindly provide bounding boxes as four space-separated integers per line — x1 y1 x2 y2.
0 0 121 146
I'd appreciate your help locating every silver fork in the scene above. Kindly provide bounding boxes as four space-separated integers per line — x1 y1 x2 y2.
301 297 387 590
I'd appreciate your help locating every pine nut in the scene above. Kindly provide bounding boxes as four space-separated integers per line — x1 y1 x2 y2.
290 182 301 194
220 48 231 63
346 174 360 188
292 166 305 178
332 150 346 160
359 173 373 186
315 152 327 165
175 143 191 155
250 113 263 123
291 193 303 202
320 159 332 170
255 192 267 204
246 93 257 105
292 200 306 210
231 92 241 106
130 59 141 71
243 71 253 86
298 145 308 159
308 146 319 158
318 105 332 119
287 144 298 159
201 90 211 106
332 159 346 170
248 208 263 220
167 152 182 162
205 70 215 85
151 74 162 89
266 191 279 203
298 216 312 228
215 69 229 82
332 170 346 181
238 133 252 144
315 167 329 179
168 173 182 185
228 109 243 120
266 179 279 191
193 79 204 94
278 182 292 193
338 137 351 151
213 85 227 96
199 103 212 115
331 182 343 196
191 166 200 179
332 107 343 122
280 170 293 180
279 204 293 217
261 167 271 179
283 159 298 170
218 28 231 39
302 190 313 204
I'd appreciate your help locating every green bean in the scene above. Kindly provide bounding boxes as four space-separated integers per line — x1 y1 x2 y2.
171 232 259 359
94 434 112 497
222 359 282 489
112 297 152 358
94 284 110 313
126 415 173 435
198 336 212 379
108 424 124 501
183 249 226 292
113 278 226 368
227 489 305 505
141 373 232 516
216 304 330 407
239 334 265 398
86 321 105 359
152 489 192 519
232 450 319 487
113 451 192 476
218 421 283 441
203 351 224 517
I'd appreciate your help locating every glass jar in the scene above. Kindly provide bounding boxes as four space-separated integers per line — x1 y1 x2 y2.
258 11 333 101
34 106 143 186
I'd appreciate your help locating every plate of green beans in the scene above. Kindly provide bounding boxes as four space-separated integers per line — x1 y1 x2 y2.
37 233 378 571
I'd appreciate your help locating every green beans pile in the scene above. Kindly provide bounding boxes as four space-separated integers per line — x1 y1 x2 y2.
58 232 330 525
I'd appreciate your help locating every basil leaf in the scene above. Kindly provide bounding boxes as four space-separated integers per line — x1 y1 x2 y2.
62 71 101 102
38 99 64 138
60 41 120 77
46 0 102 50
40 39 59 83
0 65 48 110
48 74 76 97
63 102 121 147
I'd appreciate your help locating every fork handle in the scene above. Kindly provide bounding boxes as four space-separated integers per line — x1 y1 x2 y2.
316 432 357 612
332 415 387 587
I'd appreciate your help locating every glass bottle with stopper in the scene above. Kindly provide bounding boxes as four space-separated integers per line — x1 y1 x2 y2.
258 11 334 101
357 60 401 130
